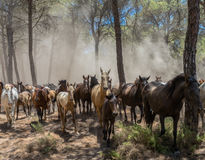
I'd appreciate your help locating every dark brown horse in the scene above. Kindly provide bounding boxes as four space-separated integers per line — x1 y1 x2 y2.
56 80 67 94
120 76 150 123
0 81 4 112
142 73 200 148
17 82 26 93
102 94 118 146
33 88 49 122
74 75 91 114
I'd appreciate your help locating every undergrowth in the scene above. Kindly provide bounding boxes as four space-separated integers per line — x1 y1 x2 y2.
105 118 205 160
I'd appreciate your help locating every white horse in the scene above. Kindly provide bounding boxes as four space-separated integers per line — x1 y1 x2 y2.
1 84 18 126
56 84 77 133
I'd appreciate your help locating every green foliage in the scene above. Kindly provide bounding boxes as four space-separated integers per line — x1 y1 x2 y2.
31 121 44 133
113 120 205 159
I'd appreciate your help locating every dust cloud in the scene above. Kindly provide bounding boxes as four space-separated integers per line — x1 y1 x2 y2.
8 17 204 85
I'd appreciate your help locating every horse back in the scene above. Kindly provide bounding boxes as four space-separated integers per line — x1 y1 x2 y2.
91 84 105 108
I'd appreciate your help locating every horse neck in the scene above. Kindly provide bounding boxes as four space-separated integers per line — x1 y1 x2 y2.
100 84 106 98
171 82 185 103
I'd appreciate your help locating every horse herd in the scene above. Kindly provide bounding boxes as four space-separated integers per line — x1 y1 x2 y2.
1 69 205 148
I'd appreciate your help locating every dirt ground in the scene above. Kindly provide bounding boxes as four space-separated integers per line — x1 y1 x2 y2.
0 107 205 160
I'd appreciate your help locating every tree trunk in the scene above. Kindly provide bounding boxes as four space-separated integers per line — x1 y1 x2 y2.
13 50 20 82
48 34 55 82
95 38 99 73
1 23 8 81
6 7 13 83
0 52 6 82
183 0 200 133
28 0 37 86
111 0 126 84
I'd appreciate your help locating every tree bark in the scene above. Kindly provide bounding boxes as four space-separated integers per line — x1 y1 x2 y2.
95 38 99 73
1 23 8 81
183 0 200 133
48 34 55 82
13 50 20 82
28 0 37 86
0 52 6 82
6 6 14 83
111 0 126 84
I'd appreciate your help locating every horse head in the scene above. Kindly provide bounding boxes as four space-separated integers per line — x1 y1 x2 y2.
67 83 75 104
106 94 118 117
90 75 98 89
100 68 111 91
83 75 90 90
138 75 150 89
155 76 162 82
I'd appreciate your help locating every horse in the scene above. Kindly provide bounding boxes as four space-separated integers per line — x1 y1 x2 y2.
120 76 150 123
56 83 77 133
16 91 32 120
56 80 67 94
48 89 56 114
102 94 118 146
74 75 91 114
0 81 4 112
43 83 57 90
90 75 99 89
17 82 26 93
199 79 205 85
33 88 49 122
1 84 18 126
142 73 198 148
91 68 112 127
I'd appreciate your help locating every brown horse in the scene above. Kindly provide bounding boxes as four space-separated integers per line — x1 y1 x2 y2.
56 83 77 133
16 91 32 120
91 68 112 127
48 89 56 114
142 73 200 148
155 76 162 82
56 80 67 94
0 81 4 112
120 76 150 123
102 95 118 146
33 88 49 122
75 75 91 114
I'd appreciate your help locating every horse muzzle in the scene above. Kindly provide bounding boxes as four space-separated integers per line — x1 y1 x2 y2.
112 112 118 117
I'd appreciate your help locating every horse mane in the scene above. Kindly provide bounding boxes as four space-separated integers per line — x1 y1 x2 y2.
165 73 185 98
90 76 99 89
0 82 3 88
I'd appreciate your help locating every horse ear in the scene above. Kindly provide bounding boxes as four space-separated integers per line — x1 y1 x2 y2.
100 68 103 74
67 82 69 87
139 76 142 81
83 75 85 79
108 69 111 74
87 75 90 79
94 74 96 78
147 76 150 80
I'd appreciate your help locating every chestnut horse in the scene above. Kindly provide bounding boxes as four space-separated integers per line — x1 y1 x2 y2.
33 88 49 122
120 76 150 123
102 94 118 146
91 68 111 127
142 73 200 148
56 83 77 133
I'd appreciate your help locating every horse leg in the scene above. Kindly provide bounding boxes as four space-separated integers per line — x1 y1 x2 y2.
44 107 47 120
133 106 137 124
16 103 19 120
59 107 65 132
36 107 41 122
89 100 92 113
122 102 127 122
137 104 144 123
82 100 85 114
5 106 12 126
159 116 165 136
52 102 55 114
78 99 81 114
96 107 103 127
107 121 112 147
112 119 115 134
130 107 133 123
200 109 205 130
173 115 179 149
103 121 108 141
86 101 89 114
23 105 28 117
118 101 122 117
71 109 77 133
